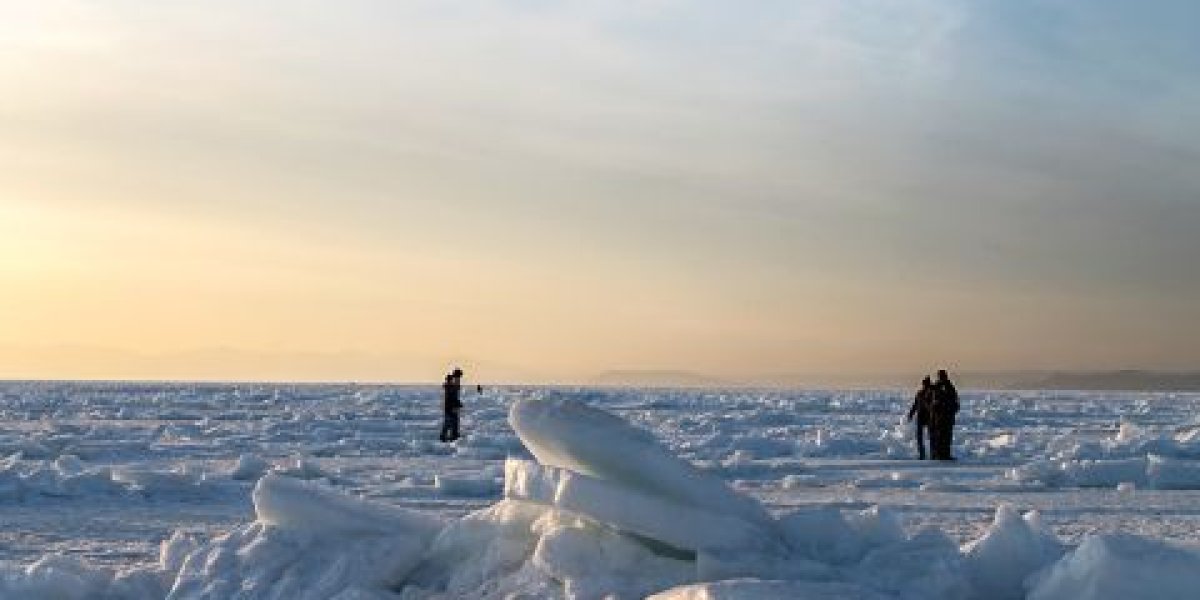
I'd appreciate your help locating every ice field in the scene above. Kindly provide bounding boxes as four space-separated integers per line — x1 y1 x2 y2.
2 381 1200 598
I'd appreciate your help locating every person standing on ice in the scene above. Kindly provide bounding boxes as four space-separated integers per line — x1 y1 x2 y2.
906 376 935 460
931 369 960 460
440 368 464 442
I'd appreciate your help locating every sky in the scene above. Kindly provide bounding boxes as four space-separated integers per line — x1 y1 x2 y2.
1 1 1198 383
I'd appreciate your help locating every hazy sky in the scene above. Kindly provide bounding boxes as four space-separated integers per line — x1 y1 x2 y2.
2 1 1198 382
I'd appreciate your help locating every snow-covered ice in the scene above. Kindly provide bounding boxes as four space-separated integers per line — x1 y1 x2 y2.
1 382 1200 598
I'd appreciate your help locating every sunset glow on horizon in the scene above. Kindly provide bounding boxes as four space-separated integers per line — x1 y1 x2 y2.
2 2 1198 383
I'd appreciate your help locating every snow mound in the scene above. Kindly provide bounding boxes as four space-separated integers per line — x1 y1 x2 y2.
1028 533 1200 600
962 505 1065 599
403 497 696 599
1009 454 1200 489
166 474 442 599
229 453 270 481
779 505 905 565
0 454 218 500
0 553 171 599
1007 422 1200 489
0 555 116 600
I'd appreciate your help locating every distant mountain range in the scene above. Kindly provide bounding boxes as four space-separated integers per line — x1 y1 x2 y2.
590 369 1200 391
1011 370 1200 392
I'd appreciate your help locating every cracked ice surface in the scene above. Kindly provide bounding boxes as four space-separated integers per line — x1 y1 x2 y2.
2 382 1200 598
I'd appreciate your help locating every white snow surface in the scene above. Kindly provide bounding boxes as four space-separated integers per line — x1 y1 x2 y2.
1 382 1200 598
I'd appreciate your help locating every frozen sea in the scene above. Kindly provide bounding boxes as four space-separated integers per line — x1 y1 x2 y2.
2 381 1200 598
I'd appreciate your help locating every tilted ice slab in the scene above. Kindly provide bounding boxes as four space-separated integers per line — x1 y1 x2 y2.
508 395 773 528
504 458 777 555
165 474 442 600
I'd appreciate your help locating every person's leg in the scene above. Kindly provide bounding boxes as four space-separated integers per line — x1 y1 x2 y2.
915 422 927 460
449 410 460 441
935 419 946 459
944 414 956 459
926 417 936 458
440 411 453 442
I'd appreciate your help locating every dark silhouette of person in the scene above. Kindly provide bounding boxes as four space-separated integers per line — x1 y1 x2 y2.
440 368 464 442
930 369 960 460
907 377 935 460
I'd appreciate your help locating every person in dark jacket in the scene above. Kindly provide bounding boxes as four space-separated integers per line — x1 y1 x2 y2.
440 368 464 442
907 377 935 460
930 369 959 460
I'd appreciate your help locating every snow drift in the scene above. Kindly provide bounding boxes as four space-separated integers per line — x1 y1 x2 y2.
4 394 1200 599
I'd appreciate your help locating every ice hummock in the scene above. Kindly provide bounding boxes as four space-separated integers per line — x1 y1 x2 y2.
962 506 1065 599
508 395 774 528
5 393 1200 599
165 474 442 599
1005 419 1200 490
1027 533 1200 600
